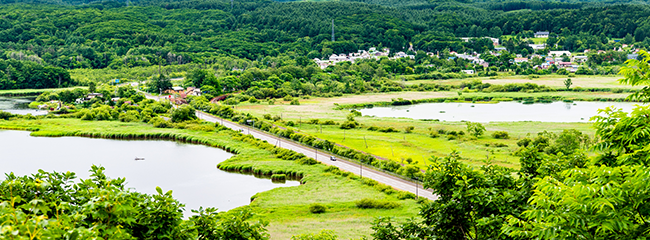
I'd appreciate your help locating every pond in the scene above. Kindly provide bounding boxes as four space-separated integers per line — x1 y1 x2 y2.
0 130 299 215
0 97 47 115
360 101 642 122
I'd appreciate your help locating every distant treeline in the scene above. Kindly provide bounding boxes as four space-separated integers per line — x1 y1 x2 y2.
0 60 72 90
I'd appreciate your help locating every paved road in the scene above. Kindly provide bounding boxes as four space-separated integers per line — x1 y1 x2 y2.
196 111 436 200
144 92 435 200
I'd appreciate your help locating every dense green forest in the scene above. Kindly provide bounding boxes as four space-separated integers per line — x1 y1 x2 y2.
1 0 650 90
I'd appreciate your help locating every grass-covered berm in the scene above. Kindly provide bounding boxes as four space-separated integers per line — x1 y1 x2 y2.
0 117 423 239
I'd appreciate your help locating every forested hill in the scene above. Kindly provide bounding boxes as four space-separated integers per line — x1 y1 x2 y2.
0 0 650 88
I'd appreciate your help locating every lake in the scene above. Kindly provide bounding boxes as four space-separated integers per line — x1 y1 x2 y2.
0 130 299 215
360 101 642 122
0 97 48 115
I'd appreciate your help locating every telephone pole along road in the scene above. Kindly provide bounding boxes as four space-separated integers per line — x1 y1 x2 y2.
143 93 435 200
196 111 436 200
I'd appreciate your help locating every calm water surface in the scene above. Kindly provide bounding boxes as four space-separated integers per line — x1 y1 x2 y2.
0 97 47 115
360 101 642 122
0 130 299 215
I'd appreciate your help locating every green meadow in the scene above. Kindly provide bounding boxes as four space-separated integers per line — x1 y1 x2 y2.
0 117 421 239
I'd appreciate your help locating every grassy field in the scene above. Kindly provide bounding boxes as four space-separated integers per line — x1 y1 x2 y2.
400 74 639 89
0 118 421 239
234 92 608 169
500 35 547 44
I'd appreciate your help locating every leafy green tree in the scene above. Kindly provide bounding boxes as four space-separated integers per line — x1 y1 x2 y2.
88 81 96 93
505 164 650 239
619 50 650 102
148 74 172 94
564 78 572 90
171 105 197 122
376 152 524 239
622 32 635 44
466 121 486 137
504 46 650 240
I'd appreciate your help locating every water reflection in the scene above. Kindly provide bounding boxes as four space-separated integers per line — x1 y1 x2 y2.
0 97 47 115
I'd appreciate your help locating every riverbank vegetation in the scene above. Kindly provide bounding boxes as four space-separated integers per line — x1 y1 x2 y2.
0 117 421 239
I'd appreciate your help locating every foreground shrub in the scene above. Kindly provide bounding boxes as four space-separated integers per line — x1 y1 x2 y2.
150 117 173 128
291 230 338 240
308 203 327 214
0 166 269 239
171 105 197 122
355 198 401 209
492 131 510 139
0 110 16 120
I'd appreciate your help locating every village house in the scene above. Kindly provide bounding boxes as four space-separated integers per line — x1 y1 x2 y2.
534 31 550 38
165 87 185 94
572 56 588 63
314 47 390 69
534 62 551 70
75 93 104 104
514 58 529 63
185 87 201 96
548 51 572 57
390 51 415 60
529 44 546 50
87 93 103 99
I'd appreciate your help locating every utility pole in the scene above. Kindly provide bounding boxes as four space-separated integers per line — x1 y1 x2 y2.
415 178 419 199
364 136 368 148
331 19 335 42
231 0 234 9
360 161 362 178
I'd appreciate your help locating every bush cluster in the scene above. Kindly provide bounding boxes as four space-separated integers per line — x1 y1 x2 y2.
367 126 398 133
492 131 510 139
355 198 401 209
308 203 327 214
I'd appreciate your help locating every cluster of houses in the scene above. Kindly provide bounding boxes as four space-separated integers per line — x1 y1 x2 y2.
314 47 419 69
449 50 596 73
75 92 104 104
313 31 641 74
163 87 202 105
